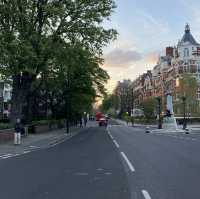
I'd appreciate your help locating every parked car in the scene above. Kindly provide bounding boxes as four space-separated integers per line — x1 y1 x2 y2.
99 117 108 127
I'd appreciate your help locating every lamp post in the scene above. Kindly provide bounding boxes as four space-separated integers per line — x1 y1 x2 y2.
131 89 134 126
182 96 187 129
156 96 162 129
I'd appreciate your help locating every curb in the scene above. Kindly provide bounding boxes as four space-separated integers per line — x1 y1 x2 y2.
48 131 81 147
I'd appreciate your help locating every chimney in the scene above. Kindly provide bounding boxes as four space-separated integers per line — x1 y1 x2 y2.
166 47 174 57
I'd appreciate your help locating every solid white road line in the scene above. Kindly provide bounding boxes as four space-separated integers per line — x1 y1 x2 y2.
142 190 152 199
113 140 119 148
121 152 135 172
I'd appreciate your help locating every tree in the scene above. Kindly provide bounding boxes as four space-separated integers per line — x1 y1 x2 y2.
0 0 117 123
175 74 199 115
140 98 156 119
100 94 119 115
114 80 132 117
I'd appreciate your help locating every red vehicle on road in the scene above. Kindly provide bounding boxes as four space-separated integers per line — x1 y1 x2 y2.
95 112 103 121
99 117 108 127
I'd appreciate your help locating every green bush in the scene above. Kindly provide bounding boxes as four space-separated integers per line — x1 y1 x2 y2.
0 123 13 130
31 120 49 126
31 119 66 127
134 117 157 125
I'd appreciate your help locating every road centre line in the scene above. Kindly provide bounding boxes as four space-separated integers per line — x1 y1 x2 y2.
107 129 114 139
142 190 152 199
109 134 114 139
113 140 119 148
121 152 135 172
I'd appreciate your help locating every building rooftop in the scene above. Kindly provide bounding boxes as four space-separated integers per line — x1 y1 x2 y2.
179 24 199 46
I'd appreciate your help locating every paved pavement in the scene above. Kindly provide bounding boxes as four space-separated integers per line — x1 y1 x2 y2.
0 126 82 159
115 118 200 133
0 121 130 199
108 124 200 199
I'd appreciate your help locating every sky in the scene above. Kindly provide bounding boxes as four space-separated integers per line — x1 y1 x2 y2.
102 0 200 93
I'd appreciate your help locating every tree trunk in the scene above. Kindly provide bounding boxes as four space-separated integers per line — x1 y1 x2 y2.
10 73 35 124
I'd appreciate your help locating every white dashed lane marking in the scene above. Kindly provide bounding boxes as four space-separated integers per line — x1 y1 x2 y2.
142 190 152 199
121 152 135 172
107 128 114 140
113 140 119 148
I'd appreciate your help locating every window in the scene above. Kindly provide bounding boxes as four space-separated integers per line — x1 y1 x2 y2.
197 91 200 99
184 48 189 57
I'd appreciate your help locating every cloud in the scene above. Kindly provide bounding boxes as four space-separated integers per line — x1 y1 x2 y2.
144 52 159 65
177 0 200 35
135 10 170 37
104 48 142 68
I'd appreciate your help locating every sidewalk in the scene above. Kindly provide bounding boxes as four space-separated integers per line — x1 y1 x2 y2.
0 120 98 158
0 126 81 157
114 119 156 128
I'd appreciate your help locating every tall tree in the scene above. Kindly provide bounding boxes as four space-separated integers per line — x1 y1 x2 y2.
140 98 156 119
0 0 117 123
176 74 199 115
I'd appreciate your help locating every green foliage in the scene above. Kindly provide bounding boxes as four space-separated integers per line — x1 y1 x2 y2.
134 117 157 125
140 98 156 119
176 74 199 115
177 74 198 100
0 0 117 122
100 94 119 113
121 112 130 123
0 123 13 130
31 119 65 126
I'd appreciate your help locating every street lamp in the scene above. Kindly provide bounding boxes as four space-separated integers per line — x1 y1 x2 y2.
131 89 134 127
182 96 187 129
176 77 180 88
156 96 162 129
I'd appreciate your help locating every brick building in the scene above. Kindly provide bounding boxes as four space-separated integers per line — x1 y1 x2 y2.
132 24 200 115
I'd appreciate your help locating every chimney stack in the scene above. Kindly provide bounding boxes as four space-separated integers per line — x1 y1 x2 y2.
166 47 174 57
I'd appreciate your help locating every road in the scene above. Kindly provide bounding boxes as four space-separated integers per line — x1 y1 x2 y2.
108 124 200 199
1 121 200 199
0 123 130 199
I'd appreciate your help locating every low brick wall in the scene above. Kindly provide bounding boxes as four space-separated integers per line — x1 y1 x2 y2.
35 125 50 134
0 122 65 143
0 128 14 143
34 124 64 134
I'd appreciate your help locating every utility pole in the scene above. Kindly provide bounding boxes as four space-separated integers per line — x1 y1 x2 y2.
131 88 134 126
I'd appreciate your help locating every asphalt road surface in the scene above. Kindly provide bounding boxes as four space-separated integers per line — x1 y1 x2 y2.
1 120 200 199
108 124 200 199
0 123 130 199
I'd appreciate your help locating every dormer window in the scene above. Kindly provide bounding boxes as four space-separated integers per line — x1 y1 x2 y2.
184 48 189 57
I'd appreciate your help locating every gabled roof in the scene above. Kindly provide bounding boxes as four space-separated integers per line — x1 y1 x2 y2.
179 24 199 46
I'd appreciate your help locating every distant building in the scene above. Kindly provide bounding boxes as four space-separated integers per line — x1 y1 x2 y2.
131 24 200 116
0 82 12 119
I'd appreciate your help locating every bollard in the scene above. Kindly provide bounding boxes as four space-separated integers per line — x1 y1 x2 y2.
145 126 150 133
185 128 190 134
